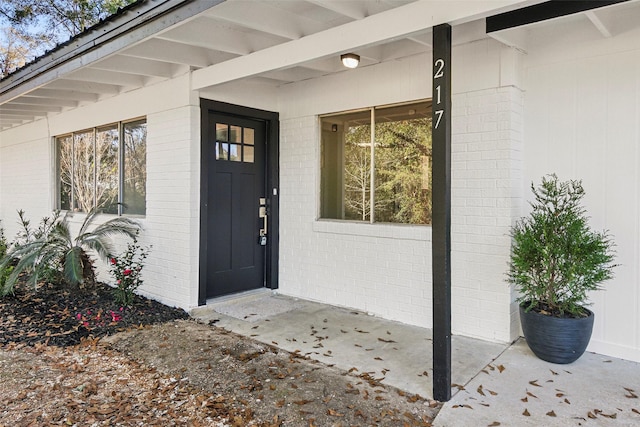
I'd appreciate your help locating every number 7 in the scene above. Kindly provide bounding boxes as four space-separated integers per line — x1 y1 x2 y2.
434 110 444 129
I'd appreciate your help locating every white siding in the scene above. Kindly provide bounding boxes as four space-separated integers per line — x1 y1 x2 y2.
523 25 640 361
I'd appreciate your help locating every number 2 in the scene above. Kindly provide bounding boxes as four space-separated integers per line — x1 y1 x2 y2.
434 59 445 79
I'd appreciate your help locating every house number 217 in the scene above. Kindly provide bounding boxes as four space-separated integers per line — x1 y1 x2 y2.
433 58 445 129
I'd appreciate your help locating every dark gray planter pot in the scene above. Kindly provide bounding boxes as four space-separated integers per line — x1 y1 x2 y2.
519 303 594 364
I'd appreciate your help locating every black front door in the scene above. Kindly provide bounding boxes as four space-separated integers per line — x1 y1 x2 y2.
204 112 266 298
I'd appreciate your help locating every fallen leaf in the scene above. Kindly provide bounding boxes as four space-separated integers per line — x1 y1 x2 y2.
546 410 556 417
293 399 312 405
631 408 640 415
521 397 528 403
327 409 345 417
477 385 486 396
378 338 396 343
497 365 505 373
488 422 500 426
522 409 530 416
529 380 541 387
526 391 538 399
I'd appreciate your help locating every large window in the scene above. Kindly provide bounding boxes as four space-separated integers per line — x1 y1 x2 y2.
56 118 146 216
321 101 432 225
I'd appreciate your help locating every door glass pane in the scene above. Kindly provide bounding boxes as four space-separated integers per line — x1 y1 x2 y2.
229 125 241 143
57 135 73 211
244 127 254 145
229 143 241 162
73 130 95 212
95 125 119 214
217 142 229 160
123 120 147 215
243 145 254 163
216 123 228 141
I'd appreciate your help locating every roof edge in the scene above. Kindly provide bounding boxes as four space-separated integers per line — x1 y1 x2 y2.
0 0 224 102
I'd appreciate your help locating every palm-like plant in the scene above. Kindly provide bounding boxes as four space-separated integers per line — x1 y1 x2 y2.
0 209 140 295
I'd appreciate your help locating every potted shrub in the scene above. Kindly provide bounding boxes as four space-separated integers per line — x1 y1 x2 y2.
508 174 616 364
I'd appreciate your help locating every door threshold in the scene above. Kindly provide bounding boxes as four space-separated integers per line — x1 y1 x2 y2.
205 288 273 306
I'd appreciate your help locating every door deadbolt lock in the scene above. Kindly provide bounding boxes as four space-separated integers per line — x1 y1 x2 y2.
259 235 267 246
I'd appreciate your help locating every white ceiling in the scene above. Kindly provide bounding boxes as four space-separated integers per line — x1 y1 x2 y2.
1 0 639 130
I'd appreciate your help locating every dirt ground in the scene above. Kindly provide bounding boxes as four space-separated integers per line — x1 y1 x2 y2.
0 321 439 426
103 320 440 426
0 282 440 426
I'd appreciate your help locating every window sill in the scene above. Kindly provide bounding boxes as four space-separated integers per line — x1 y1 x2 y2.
313 219 431 241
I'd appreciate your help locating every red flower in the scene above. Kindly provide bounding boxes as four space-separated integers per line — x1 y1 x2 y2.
110 258 117 265
123 269 132 276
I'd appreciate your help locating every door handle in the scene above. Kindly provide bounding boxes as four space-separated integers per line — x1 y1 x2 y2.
259 206 268 236
259 197 268 246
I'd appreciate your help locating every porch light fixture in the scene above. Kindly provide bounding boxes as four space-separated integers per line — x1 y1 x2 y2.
341 53 360 68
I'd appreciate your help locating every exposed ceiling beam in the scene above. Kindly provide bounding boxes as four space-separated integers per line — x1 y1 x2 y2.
193 0 529 89
89 55 176 78
121 39 231 69
205 1 324 40
23 88 99 102
46 79 122 96
156 17 263 56
1 103 62 113
486 0 627 32
9 97 77 107
0 111 44 119
65 69 146 88
306 0 367 20
407 35 433 48
585 10 613 37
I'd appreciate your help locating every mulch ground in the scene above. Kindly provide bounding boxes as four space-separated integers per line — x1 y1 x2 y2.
0 281 189 347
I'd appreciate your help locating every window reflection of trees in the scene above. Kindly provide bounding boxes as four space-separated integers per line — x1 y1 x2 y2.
123 121 146 216
56 120 146 215
322 103 432 225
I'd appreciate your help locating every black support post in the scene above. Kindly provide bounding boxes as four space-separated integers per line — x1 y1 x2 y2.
432 23 452 402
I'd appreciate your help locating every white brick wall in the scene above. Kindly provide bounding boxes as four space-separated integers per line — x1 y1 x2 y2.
139 105 200 309
278 116 434 327
0 121 53 235
451 86 523 342
0 78 200 311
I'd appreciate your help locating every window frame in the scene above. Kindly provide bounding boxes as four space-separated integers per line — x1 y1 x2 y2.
54 117 146 217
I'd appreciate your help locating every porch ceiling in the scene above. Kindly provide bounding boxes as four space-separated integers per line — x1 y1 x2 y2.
1 0 638 131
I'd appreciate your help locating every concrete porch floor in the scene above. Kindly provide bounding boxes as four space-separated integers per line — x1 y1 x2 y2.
190 290 640 426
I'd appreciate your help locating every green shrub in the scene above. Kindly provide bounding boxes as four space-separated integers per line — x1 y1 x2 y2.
508 174 617 317
0 209 140 296
109 233 150 307
0 222 12 290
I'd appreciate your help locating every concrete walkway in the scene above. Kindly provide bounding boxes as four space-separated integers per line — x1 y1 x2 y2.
190 290 640 426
